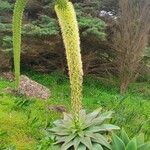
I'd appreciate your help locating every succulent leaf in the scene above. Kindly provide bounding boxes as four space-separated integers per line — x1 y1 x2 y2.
88 124 119 133
112 133 126 150
93 143 104 150
55 134 75 145
136 133 145 146
61 140 74 150
126 138 137 150
112 129 150 150
84 111 113 128
73 136 80 150
120 129 130 145
91 133 111 149
49 109 119 150
78 144 86 150
80 136 93 150
137 142 150 150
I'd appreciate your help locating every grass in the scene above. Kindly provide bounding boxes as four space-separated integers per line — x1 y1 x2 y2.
0 71 150 149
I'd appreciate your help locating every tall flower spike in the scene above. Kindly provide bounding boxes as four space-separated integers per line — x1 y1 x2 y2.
55 1 83 123
13 0 28 89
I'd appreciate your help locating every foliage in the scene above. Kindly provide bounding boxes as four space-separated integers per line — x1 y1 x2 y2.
36 136 55 150
0 0 106 39
0 23 12 32
23 15 59 37
78 16 106 40
12 0 28 89
0 71 150 148
0 80 60 149
0 21 59 37
2 35 12 49
112 129 150 150
74 0 102 17
49 109 119 150
0 0 13 13
75 3 106 39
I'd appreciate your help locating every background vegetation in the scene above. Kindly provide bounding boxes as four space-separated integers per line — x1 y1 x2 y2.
0 71 150 149
0 0 150 149
0 0 150 92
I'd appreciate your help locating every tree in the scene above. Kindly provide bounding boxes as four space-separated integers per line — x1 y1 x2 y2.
112 0 150 93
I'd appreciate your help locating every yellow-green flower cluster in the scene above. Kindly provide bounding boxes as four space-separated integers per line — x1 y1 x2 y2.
55 1 83 123
13 0 28 89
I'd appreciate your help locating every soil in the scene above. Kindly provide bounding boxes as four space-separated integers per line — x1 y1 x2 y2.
48 105 67 113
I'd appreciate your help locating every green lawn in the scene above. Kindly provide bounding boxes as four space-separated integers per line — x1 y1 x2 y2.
0 71 150 149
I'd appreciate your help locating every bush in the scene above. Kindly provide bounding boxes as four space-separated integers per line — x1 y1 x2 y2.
0 0 13 13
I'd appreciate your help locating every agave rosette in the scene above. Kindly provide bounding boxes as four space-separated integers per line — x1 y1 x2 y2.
49 108 120 150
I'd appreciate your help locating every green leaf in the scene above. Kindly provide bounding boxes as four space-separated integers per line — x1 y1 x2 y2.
93 143 104 150
78 131 85 137
73 136 81 150
49 127 64 132
87 111 114 127
91 133 111 149
77 144 86 150
54 131 70 136
136 133 144 146
100 111 114 119
98 124 120 131
55 134 75 145
121 129 130 145
53 120 63 126
126 138 137 150
137 142 150 150
89 117 109 127
80 136 93 150
49 127 69 136
112 133 125 150
86 108 102 122
62 120 73 128
54 137 66 144
51 145 60 150
61 140 74 150
88 124 120 133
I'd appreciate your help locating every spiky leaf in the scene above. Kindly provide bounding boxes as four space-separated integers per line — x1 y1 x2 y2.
121 129 130 145
49 109 119 150
126 138 137 150
112 133 126 150
137 143 150 150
